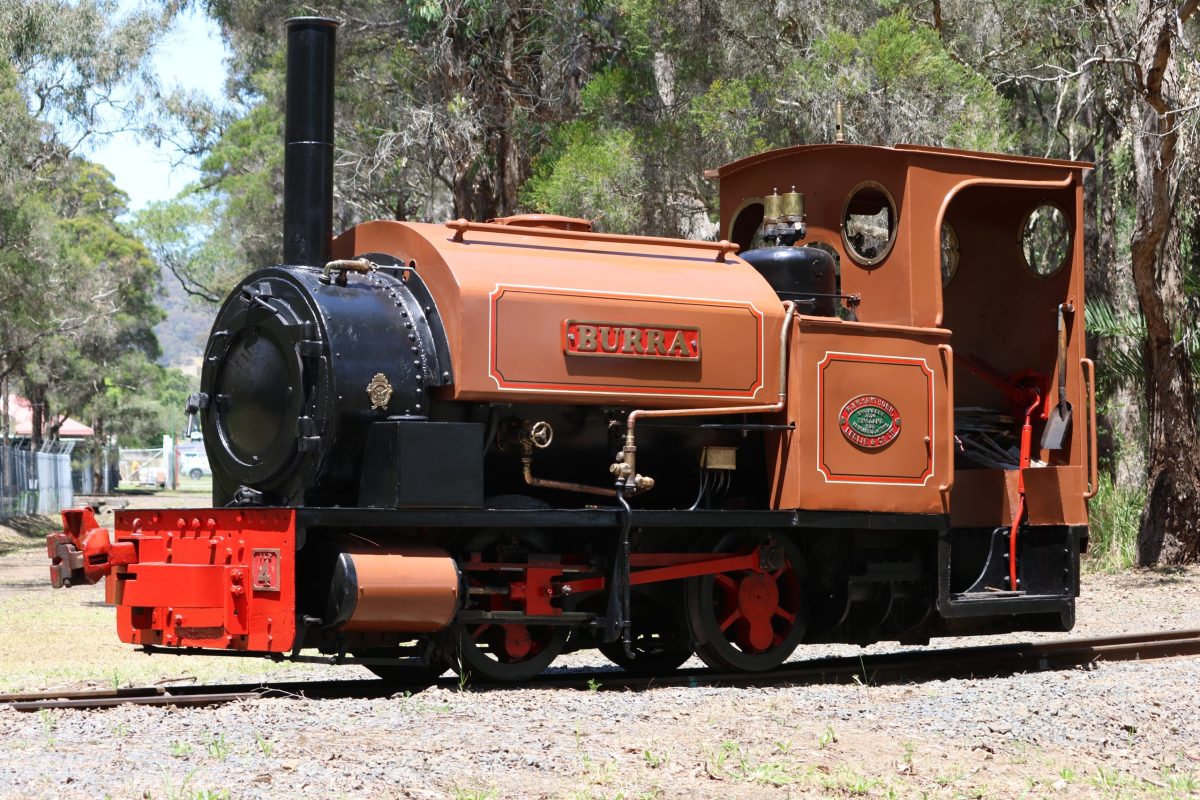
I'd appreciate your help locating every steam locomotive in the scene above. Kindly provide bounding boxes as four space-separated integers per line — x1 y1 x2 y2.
48 18 1096 682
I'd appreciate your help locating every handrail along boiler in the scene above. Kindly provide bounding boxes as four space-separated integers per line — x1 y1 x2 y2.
46 18 1096 681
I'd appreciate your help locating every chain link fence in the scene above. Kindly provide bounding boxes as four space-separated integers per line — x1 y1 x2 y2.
118 447 167 487
0 441 75 520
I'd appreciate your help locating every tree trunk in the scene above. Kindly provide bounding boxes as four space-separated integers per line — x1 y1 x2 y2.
27 382 45 450
1 374 8 447
1079 92 1145 484
1128 1 1200 564
91 417 104 494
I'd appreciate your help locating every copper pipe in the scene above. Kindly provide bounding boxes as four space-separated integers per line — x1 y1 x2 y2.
445 219 739 262
614 302 797 494
523 452 618 498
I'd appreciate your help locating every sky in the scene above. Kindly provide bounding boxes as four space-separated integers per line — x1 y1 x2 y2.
86 5 230 211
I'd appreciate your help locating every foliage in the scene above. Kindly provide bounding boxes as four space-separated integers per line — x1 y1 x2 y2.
787 10 1012 151
28 158 193 448
1084 473 1143 573
523 124 644 232
0 0 190 451
135 192 243 303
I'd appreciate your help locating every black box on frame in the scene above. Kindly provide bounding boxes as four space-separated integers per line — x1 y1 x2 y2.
358 420 484 508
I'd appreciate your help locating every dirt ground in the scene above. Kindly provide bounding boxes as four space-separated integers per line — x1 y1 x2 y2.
0 491 209 599
0 495 1198 799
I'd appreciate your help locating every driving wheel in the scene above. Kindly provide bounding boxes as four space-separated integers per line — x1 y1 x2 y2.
599 592 692 674
685 533 806 672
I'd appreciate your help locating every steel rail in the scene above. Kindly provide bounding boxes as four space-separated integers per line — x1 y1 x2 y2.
3 629 1197 711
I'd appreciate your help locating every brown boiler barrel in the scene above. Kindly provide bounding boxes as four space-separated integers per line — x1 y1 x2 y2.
326 544 459 633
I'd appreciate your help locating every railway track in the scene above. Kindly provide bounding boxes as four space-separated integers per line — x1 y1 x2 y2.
4 629 1197 712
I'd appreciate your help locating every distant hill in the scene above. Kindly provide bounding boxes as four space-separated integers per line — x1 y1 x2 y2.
154 268 217 376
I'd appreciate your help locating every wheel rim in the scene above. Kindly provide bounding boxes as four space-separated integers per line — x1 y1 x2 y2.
599 594 691 673
599 633 691 674
449 619 568 683
355 647 445 685
686 535 805 672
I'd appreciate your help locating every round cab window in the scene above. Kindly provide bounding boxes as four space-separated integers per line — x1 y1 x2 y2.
841 182 897 266
941 223 959 286
1020 204 1070 277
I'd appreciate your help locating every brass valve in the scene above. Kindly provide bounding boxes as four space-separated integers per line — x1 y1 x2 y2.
608 450 654 494
520 420 554 450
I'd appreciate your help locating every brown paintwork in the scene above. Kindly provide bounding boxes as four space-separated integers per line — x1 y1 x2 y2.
333 221 785 408
767 316 952 514
715 143 1091 525
338 546 459 633
331 142 1091 528
488 213 593 231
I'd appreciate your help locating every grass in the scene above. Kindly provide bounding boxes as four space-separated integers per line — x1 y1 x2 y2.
116 476 214 495
450 789 495 800
817 724 838 749
160 768 229 800
0 581 333 692
254 731 274 757
1085 473 1144 572
205 732 230 761
0 513 59 556
703 740 809 787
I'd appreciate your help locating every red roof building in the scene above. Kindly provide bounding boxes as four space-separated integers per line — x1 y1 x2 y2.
2 395 94 438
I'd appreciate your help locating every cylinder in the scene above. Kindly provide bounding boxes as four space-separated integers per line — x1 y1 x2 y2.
283 17 339 268
781 189 804 221
762 190 783 223
326 545 460 633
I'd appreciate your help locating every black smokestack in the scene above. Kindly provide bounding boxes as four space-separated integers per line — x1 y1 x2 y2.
283 17 339 267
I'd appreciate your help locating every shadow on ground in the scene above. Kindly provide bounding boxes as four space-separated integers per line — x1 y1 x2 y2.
0 514 58 556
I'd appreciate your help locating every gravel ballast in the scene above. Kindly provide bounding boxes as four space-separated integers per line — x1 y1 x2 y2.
1 555 1198 798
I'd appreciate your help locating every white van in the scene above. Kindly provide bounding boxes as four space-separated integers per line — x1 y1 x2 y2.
178 448 212 480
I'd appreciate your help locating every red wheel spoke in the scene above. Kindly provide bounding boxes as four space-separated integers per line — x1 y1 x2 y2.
773 605 796 624
719 608 742 632
715 573 738 591
471 623 491 640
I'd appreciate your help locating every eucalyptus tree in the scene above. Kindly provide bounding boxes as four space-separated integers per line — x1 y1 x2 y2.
193 0 618 261
0 0 182 449
946 0 1200 564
